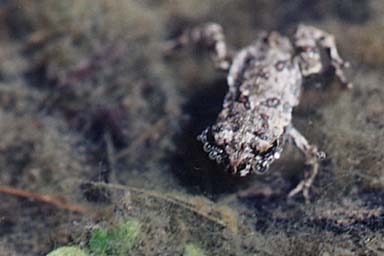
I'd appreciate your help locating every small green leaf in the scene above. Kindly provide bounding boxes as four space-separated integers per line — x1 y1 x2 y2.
47 246 87 256
184 244 206 256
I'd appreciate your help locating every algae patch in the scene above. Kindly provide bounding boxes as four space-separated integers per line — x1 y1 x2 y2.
89 219 141 256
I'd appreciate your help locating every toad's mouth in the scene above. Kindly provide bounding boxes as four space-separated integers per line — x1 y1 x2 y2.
231 138 284 176
197 126 284 177
251 138 283 174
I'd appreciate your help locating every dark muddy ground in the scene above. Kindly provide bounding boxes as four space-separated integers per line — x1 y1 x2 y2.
0 1 383 255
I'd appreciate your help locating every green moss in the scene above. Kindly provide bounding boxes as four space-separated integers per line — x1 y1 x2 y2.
89 228 110 256
109 219 141 253
184 244 206 256
47 246 87 256
89 219 141 256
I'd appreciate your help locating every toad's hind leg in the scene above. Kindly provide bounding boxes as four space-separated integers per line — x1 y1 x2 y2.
287 126 325 202
165 23 233 70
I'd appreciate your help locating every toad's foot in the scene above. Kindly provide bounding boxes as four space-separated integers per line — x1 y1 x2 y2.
165 22 233 70
287 126 325 203
288 156 319 203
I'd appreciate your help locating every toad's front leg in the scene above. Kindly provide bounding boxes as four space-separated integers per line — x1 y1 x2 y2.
287 126 325 203
165 22 233 70
294 25 352 89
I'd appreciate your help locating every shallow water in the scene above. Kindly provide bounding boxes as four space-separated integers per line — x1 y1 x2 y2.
0 1 383 255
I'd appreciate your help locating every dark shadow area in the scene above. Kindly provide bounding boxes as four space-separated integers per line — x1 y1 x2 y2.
334 0 371 24
170 78 254 199
277 0 326 29
274 0 371 31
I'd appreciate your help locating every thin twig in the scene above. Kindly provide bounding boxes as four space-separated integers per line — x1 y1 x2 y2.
82 181 231 229
0 185 87 214
105 131 117 183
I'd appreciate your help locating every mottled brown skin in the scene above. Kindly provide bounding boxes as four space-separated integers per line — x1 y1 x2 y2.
171 23 350 201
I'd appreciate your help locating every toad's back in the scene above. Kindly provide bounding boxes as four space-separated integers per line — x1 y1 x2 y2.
214 32 303 150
